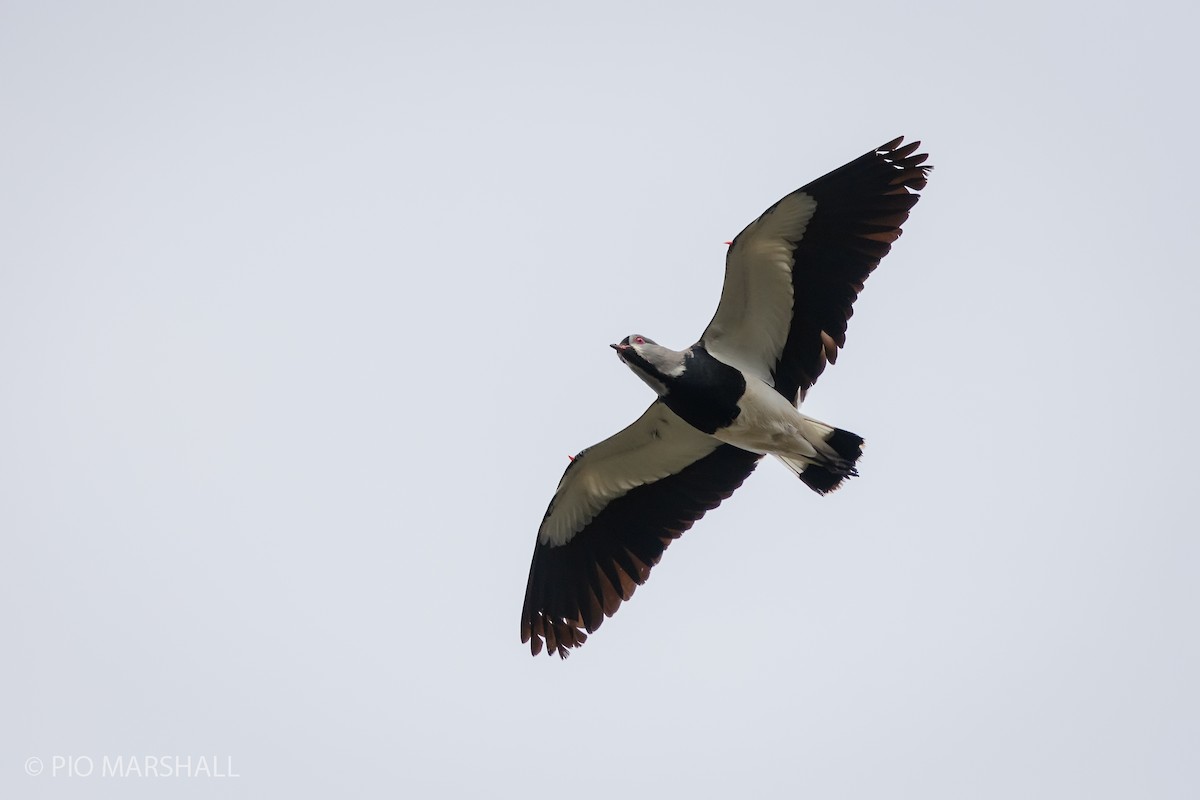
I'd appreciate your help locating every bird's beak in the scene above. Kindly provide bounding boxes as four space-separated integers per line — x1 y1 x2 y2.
610 343 628 356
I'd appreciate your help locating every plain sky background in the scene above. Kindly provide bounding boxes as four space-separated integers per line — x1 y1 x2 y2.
3 1 1197 797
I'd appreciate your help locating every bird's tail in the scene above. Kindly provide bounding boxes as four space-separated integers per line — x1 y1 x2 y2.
774 421 865 495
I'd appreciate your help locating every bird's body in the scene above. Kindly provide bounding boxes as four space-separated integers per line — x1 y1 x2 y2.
616 338 860 482
711 374 855 475
522 137 931 657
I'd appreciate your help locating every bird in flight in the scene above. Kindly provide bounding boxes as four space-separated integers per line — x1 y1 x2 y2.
521 137 931 658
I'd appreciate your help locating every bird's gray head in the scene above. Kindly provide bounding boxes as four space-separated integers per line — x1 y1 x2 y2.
609 335 687 396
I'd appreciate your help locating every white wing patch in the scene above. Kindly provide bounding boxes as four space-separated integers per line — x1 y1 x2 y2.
538 403 723 547
703 191 818 385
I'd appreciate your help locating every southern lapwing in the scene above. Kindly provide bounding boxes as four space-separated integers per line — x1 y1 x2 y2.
521 137 931 658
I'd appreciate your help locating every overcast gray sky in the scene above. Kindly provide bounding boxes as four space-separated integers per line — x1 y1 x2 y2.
3 2 1197 798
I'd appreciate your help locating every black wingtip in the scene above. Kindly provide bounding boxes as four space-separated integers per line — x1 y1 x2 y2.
521 445 762 658
879 136 933 188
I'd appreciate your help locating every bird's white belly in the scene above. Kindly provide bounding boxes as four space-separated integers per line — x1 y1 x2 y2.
711 379 822 459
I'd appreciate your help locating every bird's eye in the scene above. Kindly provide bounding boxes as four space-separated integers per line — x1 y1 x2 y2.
634 336 645 345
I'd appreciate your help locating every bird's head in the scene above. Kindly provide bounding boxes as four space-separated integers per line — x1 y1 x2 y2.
610 335 686 396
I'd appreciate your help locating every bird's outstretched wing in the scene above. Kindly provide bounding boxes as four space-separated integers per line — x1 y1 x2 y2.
702 136 931 403
522 402 762 658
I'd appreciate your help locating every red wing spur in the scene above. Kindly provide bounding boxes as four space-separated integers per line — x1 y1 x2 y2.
522 137 931 658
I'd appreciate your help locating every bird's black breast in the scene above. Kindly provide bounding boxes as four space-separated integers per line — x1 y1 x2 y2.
662 346 746 435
